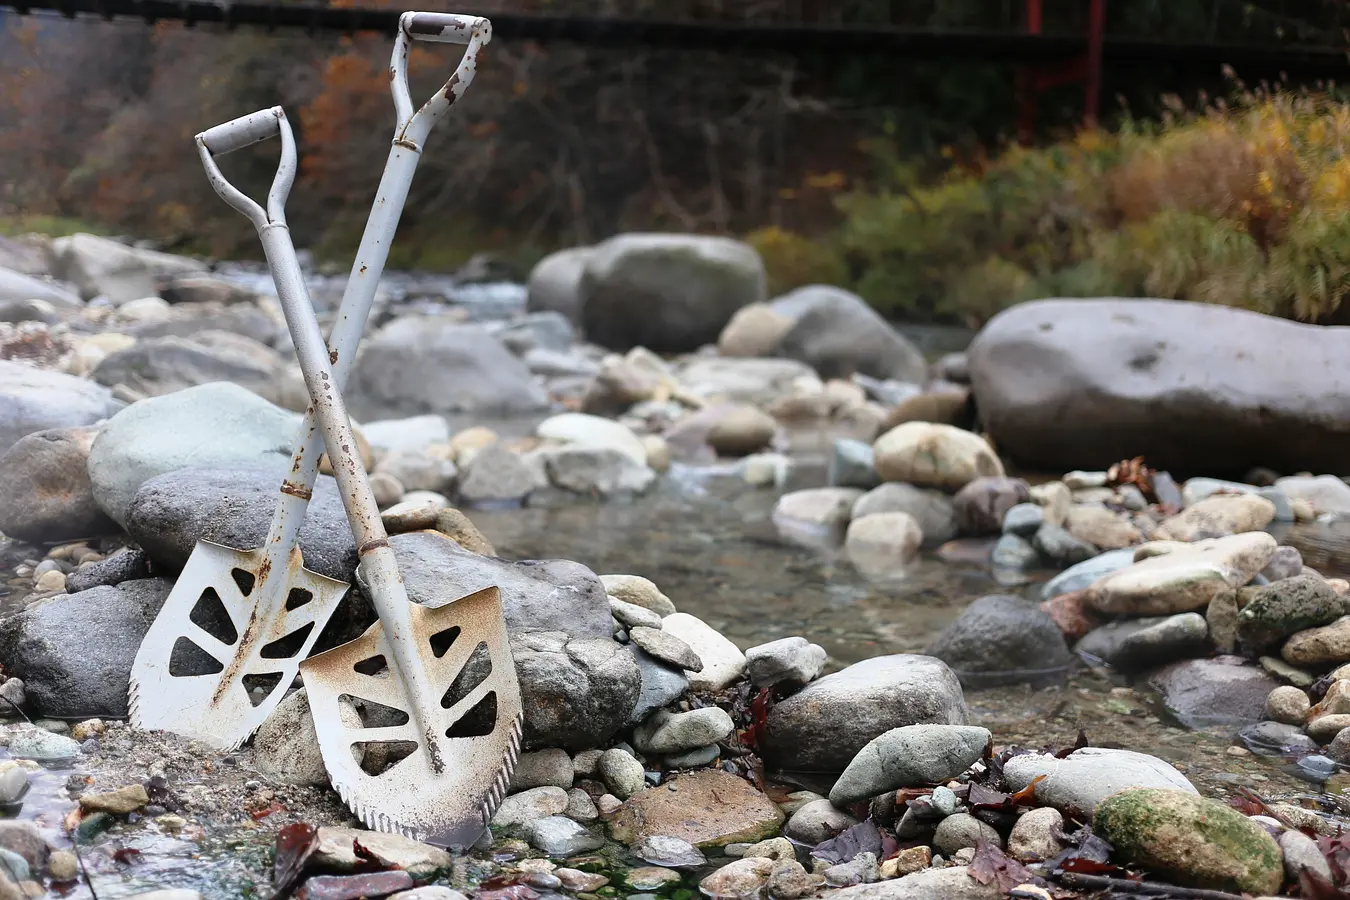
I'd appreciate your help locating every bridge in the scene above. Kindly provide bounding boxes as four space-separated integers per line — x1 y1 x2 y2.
2 0 1348 137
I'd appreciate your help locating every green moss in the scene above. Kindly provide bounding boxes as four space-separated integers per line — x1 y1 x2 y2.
1094 788 1282 896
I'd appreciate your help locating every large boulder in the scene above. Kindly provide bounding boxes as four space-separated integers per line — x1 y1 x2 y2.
91 332 284 403
968 298 1350 476
762 654 968 773
527 247 591 325
771 286 927 382
0 577 173 718
0 360 117 454
347 317 548 420
0 426 115 543
48 233 205 304
579 234 767 353
0 266 81 309
125 466 357 581
87 382 297 526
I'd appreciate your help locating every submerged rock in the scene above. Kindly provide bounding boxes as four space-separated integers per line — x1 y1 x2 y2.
1148 655 1280 729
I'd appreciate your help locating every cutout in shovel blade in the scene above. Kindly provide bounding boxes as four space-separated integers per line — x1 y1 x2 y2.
129 540 349 751
301 586 523 849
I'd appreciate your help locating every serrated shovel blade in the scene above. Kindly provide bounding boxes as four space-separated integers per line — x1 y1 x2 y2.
130 540 350 751
300 585 523 849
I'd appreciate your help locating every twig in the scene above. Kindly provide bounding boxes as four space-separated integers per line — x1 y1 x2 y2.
1051 870 1248 900
71 840 101 900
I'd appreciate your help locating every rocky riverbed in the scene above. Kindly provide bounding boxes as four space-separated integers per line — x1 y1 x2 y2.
3 230 1350 899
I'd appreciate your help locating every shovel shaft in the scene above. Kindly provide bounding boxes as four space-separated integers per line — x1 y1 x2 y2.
260 222 447 774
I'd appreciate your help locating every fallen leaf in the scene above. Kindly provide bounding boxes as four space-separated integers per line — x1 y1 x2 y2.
295 871 414 900
1010 775 1046 806
969 838 1039 893
811 818 883 865
112 847 142 866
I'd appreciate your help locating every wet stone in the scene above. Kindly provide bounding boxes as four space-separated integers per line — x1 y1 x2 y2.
79 783 148 815
631 835 707 869
623 868 680 891
528 816 604 857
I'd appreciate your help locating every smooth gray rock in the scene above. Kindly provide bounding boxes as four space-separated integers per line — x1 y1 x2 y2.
48 232 204 304
631 835 706 869
823 867 998 900
253 688 354 787
851 483 958 545
0 577 173 717
510 749 575 792
348 317 548 420
1281 829 1334 884
9 728 80 764
597 748 645 799
125 466 356 581
88 382 296 527
360 415 450 454
580 234 766 354
1002 503 1044 537
968 298 1350 476
1148 655 1280 729
129 303 281 347
528 816 604 856
458 444 540 506
1261 546 1305 582
628 627 702 671
772 285 926 382
0 426 114 542
626 648 689 727
527 247 591 325
1033 524 1099 566
91 332 284 403
491 786 568 828
828 724 991 806
763 655 968 773
0 266 80 309
1002 747 1197 819
745 637 827 688
1040 548 1137 600
953 477 1030 537
0 360 115 455
1075 613 1209 671
488 311 577 355
634 708 734 755
785 799 857 845
926 595 1070 687
65 548 150 593
393 530 613 640
991 534 1039 570
542 446 655 497
510 631 640 750
933 814 1001 856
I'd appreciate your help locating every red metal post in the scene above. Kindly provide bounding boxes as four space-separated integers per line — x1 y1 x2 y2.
1084 0 1105 127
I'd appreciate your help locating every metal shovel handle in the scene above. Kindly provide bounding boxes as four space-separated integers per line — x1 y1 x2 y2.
195 106 295 232
392 11 492 146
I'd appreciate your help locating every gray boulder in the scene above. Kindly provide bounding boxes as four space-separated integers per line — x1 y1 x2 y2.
828 724 991 806
763 654 968 773
0 266 80 309
1075 613 1209 671
487 311 576 355
0 426 115 542
348 317 548 420
91 332 284 403
926 595 1070 688
129 303 282 347
851 483 958 545
87 383 297 527
969 298 1350 476
391 530 614 640
771 285 926 383
125 466 356 581
510 631 640 750
0 577 173 717
0 360 116 454
527 247 591 325
579 234 767 353
48 233 204 304
1148 655 1280 729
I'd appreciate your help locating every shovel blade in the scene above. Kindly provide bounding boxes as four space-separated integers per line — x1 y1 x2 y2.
301 586 523 848
129 540 350 751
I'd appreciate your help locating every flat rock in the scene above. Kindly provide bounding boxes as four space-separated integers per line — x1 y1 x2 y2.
457 444 540 506
90 332 284 404
528 816 604 856
0 360 116 454
745 637 826 688
773 488 863 530
88 382 297 527
541 446 655 497
360 415 450 454
602 575 677 616
1149 655 1281 729
609 769 784 847
0 577 173 718
633 708 734 755
492 787 569 828
1274 474 1350 517
1074 613 1209 671
628 627 702 672
536 413 647 465
828 724 991 806
660 613 745 690
49 233 204 304
967 297 1350 477
1041 548 1137 600
1284 615 1350 667
1086 532 1277 616
509 749 575 792
1158 494 1276 541
1002 747 1197 820
313 827 452 879
763 654 968 773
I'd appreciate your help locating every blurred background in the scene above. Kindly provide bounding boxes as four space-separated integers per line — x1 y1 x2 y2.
3 0 1350 327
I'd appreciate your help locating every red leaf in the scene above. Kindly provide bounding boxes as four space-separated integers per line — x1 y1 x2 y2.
1227 794 1264 816
745 688 773 751
1300 868 1348 900
271 822 319 898
112 847 142 866
969 838 1039 894
1010 775 1046 806
295 872 414 900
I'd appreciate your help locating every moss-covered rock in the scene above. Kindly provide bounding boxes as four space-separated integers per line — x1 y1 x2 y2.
1237 573 1348 655
1094 788 1283 896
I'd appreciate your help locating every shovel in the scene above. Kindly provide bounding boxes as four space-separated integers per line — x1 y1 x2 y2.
129 11 493 751
194 105 523 847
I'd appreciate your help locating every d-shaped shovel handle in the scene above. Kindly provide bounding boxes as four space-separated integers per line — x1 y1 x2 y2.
195 106 295 230
391 11 492 147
